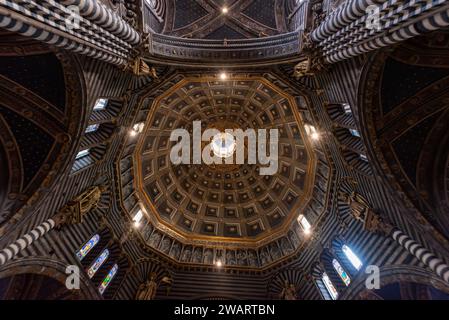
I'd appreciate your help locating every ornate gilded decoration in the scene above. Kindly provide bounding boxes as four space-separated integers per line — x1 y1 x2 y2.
293 58 313 79
112 71 333 269
132 76 316 245
54 186 106 227
340 191 393 235
126 57 158 78
294 33 328 79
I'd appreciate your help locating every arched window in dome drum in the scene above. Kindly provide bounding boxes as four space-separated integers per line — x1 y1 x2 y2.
93 98 108 111
99 264 118 294
332 258 351 286
322 272 338 300
76 234 100 261
87 249 109 278
342 244 363 271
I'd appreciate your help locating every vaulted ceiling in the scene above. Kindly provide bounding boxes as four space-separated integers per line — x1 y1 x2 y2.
158 0 290 39
0 32 83 230
360 30 449 240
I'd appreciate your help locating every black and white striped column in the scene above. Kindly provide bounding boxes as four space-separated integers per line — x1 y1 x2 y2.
0 0 135 66
391 228 449 283
59 0 141 45
310 0 449 64
325 4 449 63
0 218 56 266
311 0 386 42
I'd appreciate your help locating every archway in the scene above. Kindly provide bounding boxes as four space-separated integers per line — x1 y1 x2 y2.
341 265 449 300
0 257 100 300
358 30 449 239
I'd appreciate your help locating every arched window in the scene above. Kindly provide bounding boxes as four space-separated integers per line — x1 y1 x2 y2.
98 264 118 294
322 272 338 300
332 259 351 286
93 98 108 111
75 149 90 160
349 129 360 137
298 215 312 234
133 209 144 228
85 124 100 133
304 124 320 140
76 234 100 261
87 249 109 278
342 103 352 114
130 122 145 137
342 245 363 271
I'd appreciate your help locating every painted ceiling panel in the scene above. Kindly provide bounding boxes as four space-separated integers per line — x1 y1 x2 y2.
173 0 209 29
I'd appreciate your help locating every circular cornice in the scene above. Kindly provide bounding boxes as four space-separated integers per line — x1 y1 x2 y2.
116 71 332 269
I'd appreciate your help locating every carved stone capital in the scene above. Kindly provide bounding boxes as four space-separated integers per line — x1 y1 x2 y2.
125 57 158 78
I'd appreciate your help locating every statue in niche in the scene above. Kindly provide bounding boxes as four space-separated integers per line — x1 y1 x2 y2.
170 243 181 259
288 230 300 248
181 247 192 262
280 238 293 254
269 244 281 259
341 191 372 222
75 185 105 214
259 250 270 265
226 251 236 265
279 281 298 300
136 273 158 300
340 191 393 234
149 232 161 248
236 250 247 266
54 185 106 226
143 224 153 241
83 185 104 208
203 249 213 264
311 2 325 29
160 238 171 253
192 248 203 263
247 251 258 267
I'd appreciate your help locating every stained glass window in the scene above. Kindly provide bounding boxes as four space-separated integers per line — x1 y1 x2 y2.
99 264 118 294
322 272 338 300
332 258 351 286
342 245 363 271
93 98 108 111
76 234 100 261
87 249 109 278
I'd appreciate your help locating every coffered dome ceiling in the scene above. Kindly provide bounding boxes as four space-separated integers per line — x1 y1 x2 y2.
118 71 332 268
137 76 315 242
